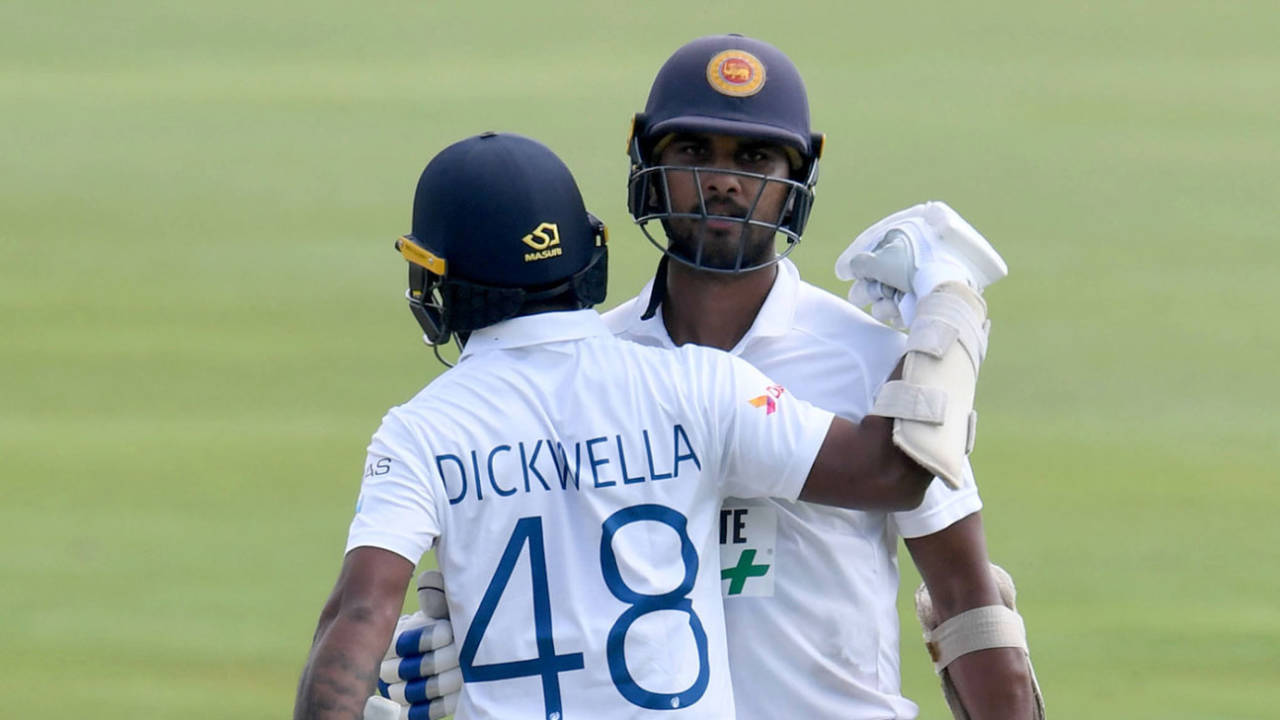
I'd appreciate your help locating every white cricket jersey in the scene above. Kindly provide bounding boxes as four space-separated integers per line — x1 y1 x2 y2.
604 259 983 719
346 309 834 720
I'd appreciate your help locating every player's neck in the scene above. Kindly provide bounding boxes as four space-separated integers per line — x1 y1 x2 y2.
661 261 776 351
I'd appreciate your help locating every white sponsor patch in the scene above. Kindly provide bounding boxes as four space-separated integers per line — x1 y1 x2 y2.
718 502 778 598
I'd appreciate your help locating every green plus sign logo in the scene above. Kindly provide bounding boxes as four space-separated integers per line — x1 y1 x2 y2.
721 549 770 595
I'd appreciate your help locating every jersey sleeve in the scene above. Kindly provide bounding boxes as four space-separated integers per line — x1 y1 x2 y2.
890 458 983 538
705 351 835 502
344 407 442 564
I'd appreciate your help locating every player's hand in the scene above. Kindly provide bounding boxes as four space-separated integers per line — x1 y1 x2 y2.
835 201 1007 329
363 570 461 720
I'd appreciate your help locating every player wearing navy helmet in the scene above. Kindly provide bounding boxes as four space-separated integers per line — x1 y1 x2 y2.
626 34 823 274
612 35 1043 720
293 132 981 720
393 131 607 365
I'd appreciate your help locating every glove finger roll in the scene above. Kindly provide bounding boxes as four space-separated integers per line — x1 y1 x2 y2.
380 666 463 706
381 679 420 705
384 612 427 659
424 642 460 673
380 641 461 684
408 691 459 720
871 297 904 329
848 279 888 308
394 617 454 658
429 667 464 698
416 570 450 620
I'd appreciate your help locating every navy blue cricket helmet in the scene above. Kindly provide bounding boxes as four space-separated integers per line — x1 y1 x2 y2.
627 34 824 273
395 132 607 352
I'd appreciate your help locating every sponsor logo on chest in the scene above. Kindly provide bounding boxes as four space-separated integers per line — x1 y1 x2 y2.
719 504 779 597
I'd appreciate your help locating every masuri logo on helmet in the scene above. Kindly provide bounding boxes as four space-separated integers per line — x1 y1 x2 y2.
394 132 607 364
521 222 563 262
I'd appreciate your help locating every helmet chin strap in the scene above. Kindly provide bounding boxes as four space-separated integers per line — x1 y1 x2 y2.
640 255 670 321
427 336 457 368
423 331 466 368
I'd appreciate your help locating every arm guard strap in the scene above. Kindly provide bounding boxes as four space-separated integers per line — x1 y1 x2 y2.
915 564 1047 719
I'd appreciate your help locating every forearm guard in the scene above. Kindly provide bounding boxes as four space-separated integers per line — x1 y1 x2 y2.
871 281 988 489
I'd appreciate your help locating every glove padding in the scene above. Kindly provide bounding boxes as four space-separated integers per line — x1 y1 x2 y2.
364 570 461 720
835 201 1008 329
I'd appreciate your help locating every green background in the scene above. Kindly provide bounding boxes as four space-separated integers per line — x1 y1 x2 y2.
3 1 1276 717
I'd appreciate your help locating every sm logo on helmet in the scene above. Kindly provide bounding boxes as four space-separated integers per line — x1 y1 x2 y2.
521 222 563 262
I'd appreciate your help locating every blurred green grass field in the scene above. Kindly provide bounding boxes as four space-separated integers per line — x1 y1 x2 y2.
3 1 1277 717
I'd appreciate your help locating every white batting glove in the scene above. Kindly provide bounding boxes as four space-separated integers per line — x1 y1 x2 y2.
364 570 461 720
835 201 1008 329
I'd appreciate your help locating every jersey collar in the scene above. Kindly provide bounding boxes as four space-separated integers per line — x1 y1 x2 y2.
459 309 613 359
620 257 801 353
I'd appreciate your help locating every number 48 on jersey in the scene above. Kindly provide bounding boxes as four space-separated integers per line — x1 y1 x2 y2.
460 505 709 719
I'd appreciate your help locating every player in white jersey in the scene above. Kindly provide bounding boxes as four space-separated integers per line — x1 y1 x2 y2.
373 35 1042 720
294 132 991 719
613 35 1042 719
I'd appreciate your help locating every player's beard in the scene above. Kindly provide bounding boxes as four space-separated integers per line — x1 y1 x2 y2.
663 197 779 271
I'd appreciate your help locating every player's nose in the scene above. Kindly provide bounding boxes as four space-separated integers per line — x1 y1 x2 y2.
698 160 742 196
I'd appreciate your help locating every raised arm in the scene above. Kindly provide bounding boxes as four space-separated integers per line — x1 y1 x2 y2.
801 277 990 511
799 359 933 511
295 547 415 720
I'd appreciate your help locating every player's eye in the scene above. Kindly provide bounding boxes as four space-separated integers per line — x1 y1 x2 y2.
660 138 701 166
738 147 780 166
676 143 707 159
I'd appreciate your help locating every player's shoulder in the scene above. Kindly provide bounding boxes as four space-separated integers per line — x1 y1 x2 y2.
601 329 753 391
376 373 457 433
601 293 641 331
384 354 500 422
600 291 656 344
627 333 741 374
793 280 902 340
786 278 905 356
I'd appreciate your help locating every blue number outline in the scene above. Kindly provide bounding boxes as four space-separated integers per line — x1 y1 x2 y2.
458 515 585 719
600 504 709 710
